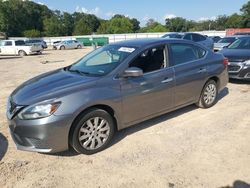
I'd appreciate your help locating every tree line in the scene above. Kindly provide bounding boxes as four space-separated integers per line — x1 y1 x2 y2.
0 0 249 37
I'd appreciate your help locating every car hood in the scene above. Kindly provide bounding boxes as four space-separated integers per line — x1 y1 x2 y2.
11 69 99 105
219 49 250 62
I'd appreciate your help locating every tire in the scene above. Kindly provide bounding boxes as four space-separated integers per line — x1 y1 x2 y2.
60 46 66 50
18 50 26 57
196 80 218 108
70 108 115 155
77 45 82 49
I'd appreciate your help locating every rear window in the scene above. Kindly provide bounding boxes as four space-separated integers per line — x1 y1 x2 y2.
162 34 183 39
192 34 206 42
218 37 236 43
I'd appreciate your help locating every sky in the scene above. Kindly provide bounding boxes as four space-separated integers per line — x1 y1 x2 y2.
34 0 249 25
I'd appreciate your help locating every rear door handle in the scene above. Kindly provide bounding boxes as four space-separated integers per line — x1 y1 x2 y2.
197 68 207 73
161 77 173 84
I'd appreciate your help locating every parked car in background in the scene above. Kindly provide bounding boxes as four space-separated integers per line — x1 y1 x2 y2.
220 36 250 80
0 40 43 56
234 32 250 36
7 38 228 155
53 41 61 45
214 36 238 52
25 39 47 49
209 36 221 43
53 40 83 50
162 32 214 49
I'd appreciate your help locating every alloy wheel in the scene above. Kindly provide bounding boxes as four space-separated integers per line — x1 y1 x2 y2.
203 83 217 105
78 117 110 150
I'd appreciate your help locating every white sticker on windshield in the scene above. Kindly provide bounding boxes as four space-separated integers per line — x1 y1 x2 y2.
118 47 135 53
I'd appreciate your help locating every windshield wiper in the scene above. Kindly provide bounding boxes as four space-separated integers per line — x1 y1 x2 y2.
68 69 90 76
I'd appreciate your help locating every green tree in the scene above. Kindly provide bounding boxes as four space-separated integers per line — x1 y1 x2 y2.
241 1 250 27
108 16 133 34
226 13 243 28
140 19 168 32
62 12 74 36
166 17 188 32
43 15 64 37
96 20 111 34
73 18 92 35
23 29 41 37
214 15 229 30
130 18 140 33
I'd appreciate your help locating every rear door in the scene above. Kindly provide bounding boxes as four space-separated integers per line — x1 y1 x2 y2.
121 45 175 124
168 43 208 107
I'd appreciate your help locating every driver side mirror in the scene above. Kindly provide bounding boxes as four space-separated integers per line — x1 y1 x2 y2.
123 67 143 78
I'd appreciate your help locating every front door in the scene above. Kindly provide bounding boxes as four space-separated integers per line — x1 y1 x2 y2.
120 45 175 125
1 41 15 55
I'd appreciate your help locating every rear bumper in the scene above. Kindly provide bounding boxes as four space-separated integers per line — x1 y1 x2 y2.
7 114 73 153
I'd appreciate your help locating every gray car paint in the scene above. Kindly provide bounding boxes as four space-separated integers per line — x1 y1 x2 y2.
7 38 228 153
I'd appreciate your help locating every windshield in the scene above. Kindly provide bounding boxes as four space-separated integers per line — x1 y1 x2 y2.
228 37 250 49
218 37 236 44
162 34 183 39
68 45 136 76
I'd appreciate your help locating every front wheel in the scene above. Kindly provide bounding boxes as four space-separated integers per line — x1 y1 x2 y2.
196 80 218 108
70 109 115 155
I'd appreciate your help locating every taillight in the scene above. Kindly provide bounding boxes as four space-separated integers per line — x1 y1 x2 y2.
223 58 229 66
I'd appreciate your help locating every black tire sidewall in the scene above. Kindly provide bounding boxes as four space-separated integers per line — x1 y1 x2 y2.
71 109 115 155
200 80 218 108
60 46 65 50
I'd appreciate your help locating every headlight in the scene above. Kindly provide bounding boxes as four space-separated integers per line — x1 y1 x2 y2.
245 60 250 66
18 102 61 120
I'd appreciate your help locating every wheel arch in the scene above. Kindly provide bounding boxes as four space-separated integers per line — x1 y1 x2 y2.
68 104 118 146
207 76 220 88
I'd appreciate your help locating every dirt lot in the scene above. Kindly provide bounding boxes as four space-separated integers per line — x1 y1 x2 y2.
0 48 250 188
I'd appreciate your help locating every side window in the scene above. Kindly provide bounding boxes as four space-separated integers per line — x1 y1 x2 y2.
4 41 13 46
183 34 192 41
169 43 206 66
193 34 206 42
129 46 166 73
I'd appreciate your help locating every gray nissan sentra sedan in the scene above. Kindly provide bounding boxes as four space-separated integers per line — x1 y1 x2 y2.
7 38 228 155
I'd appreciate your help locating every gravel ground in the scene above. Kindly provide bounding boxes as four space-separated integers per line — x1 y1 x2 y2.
0 48 250 188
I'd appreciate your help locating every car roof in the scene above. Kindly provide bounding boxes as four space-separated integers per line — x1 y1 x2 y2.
111 38 187 48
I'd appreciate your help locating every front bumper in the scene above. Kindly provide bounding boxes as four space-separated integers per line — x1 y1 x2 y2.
228 62 250 80
7 114 73 153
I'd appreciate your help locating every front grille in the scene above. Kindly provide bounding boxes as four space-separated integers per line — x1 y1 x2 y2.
245 73 250 78
228 65 241 73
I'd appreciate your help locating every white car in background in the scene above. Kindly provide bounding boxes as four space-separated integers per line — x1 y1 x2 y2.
214 36 238 52
53 40 83 50
0 40 43 56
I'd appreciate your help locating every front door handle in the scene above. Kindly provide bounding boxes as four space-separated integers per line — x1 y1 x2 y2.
197 68 207 73
161 77 173 84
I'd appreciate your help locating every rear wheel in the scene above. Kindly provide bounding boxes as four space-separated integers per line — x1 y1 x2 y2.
18 50 26 57
60 46 65 50
77 45 82 49
70 108 115 155
196 80 218 108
